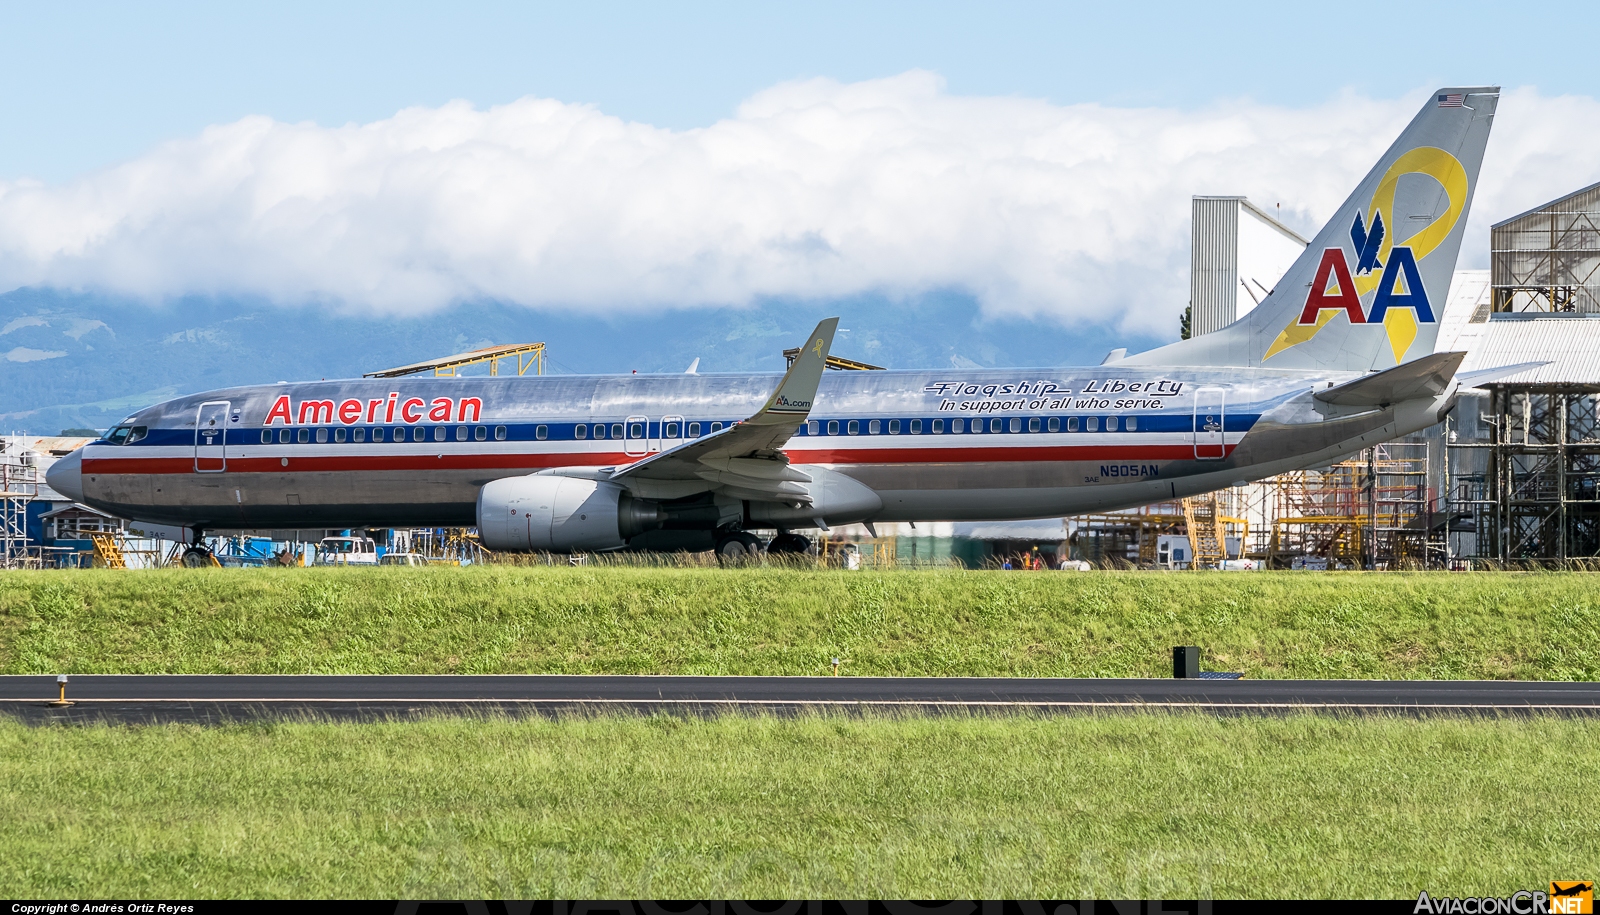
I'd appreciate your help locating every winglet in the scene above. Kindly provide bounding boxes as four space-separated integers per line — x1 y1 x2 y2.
752 318 838 424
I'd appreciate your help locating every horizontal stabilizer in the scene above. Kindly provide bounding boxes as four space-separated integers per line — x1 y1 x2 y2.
1315 351 1465 407
1457 361 1551 389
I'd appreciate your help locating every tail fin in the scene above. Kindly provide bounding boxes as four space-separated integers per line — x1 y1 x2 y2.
1126 87 1498 370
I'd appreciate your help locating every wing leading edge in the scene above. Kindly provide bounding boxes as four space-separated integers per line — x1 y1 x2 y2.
608 317 840 505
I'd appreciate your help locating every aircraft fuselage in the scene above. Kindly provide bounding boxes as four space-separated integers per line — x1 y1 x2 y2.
64 364 1446 536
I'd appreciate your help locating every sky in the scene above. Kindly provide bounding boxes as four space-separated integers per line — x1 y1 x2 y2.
1 1 1598 335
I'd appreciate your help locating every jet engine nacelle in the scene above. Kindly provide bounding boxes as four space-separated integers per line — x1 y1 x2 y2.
477 475 664 552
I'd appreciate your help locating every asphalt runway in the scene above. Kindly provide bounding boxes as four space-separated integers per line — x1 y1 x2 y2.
4 674 1600 723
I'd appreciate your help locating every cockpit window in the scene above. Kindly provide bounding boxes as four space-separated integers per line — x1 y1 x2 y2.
126 426 148 444
106 426 131 445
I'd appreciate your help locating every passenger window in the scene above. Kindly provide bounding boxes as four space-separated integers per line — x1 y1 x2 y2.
1087 417 1099 432
433 426 446 442
414 427 426 442
536 425 549 440
613 423 626 438
298 428 310 444
261 430 272 444
910 419 922 434
475 426 487 441
991 418 1003 433
1127 415 1138 431
826 420 839 435
869 420 880 434
280 429 291 443
847 420 859 435
316 428 328 443
1068 417 1079 432
888 419 900 434
574 424 587 440
950 419 962 433
592 424 606 439
372 428 384 442
354 428 366 442
689 422 701 437
629 422 643 439
1028 417 1041 433
806 421 818 436
334 428 347 443
932 419 944 433
1106 416 1118 432
455 425 468 441
495 425 508 441
1009 418 1021 433
666 422 679 438
1047 417 1060 433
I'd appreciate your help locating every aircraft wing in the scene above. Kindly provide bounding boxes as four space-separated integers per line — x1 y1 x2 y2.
608 317 839 504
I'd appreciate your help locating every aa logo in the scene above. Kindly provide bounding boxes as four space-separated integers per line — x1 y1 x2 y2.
1265 145 1468 364
1551 881 1594 914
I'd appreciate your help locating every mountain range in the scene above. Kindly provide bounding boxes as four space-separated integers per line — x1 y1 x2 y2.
1 285 1167 434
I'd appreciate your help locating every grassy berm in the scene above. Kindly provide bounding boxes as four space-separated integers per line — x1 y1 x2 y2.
1 567 1598 677
2 713 1596 897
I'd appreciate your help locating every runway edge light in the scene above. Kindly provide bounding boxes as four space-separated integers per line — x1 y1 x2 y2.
49 674 74 707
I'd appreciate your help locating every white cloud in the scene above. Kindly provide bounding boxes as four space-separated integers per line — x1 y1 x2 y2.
0 76 1595 332
5 346 67 363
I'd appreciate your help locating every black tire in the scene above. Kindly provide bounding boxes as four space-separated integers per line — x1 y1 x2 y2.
714 531 764 566
767 533 812 555
180 548 212 568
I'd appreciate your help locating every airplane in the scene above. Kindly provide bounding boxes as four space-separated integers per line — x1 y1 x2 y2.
49 87 1519 565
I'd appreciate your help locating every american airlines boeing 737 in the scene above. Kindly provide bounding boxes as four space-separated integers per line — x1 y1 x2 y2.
49 87 1522 563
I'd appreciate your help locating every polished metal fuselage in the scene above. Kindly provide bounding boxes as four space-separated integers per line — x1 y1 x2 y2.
73 364 1432 531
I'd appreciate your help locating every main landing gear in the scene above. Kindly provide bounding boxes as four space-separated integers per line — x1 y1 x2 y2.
712 530 813 566
766 532 812 555
180 529 215 568
714 530 764 566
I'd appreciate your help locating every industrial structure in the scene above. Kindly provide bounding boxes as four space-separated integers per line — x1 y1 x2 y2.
1434 183 1600 563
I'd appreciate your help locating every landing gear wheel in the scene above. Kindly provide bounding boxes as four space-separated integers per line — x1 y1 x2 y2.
767 533 812 555
180 547 213 568
714 531 764 567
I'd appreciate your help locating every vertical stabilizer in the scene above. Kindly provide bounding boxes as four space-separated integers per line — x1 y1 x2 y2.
1126 87 1498 370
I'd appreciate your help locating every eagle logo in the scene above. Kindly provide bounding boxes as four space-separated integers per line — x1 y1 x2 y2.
1350 210 1385 275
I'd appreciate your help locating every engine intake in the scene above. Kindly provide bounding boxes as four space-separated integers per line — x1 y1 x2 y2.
477 475 664 551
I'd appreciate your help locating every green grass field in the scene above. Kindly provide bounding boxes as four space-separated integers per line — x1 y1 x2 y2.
2 712 1595 898
2 567 1598 678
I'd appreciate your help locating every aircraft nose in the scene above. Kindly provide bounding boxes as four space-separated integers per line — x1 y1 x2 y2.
45 449 84 502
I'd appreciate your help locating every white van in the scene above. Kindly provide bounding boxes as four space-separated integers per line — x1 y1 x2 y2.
315 536 378 566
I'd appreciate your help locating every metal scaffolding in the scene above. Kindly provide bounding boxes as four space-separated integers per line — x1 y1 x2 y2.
1 441 39 569
1491 181 1600 315
1446 387 1600 564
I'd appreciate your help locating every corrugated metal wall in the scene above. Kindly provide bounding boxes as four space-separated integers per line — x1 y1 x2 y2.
1190 197 1239 336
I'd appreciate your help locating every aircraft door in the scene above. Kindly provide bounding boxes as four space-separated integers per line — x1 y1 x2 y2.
195 401 230 472
660 414 684 452
1193 388 1225 460
623 414 649 456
